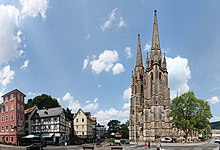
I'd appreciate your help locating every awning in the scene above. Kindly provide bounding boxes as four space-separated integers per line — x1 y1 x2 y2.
22 134 40 139
42 134 54 138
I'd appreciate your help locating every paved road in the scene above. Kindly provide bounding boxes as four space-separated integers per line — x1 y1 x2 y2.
0 139 219 150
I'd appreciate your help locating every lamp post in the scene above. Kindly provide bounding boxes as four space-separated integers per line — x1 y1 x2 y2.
131 93 138 146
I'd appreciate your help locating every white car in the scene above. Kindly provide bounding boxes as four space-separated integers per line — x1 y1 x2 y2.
214 138 220 143
160 137 172 143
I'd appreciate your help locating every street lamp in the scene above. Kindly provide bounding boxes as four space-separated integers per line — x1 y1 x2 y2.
131 93 138 146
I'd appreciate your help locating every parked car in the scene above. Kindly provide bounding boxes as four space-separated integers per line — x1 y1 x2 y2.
26 143 44 150
160 137 172 143
214 138 220 143
120 139 130 144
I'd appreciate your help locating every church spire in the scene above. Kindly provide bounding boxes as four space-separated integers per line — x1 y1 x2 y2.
136 34 143 67
150 10 162 61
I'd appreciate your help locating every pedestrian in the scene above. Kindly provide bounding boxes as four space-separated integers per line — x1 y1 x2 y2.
156 142 161 150
148 141 150 149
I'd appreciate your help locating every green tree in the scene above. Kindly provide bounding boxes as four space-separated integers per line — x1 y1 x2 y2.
170 92 212 140
107 120 121 136
64 107 74 121
120 120 129 139
25 94 60 109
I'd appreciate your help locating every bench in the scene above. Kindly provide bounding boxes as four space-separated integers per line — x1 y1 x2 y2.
82 146 94 150
111 147 123 150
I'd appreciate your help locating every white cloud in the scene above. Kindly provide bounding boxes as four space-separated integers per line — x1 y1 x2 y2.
90 50 119 74
82 56 89 70
123 102 130 110
123 87 131 100
63 92 73 101
208 96 219 104
0 65 15 86
100 8 117 31
112 63 125 75
83 98 99 111
118 17 126 28
61 92 82 112
20 60 29 70
94 108 129 125
98 84 102 88
143 42 151 51
167 56 191 99
20 0 49 19
0 1 49 65
125 47 132 59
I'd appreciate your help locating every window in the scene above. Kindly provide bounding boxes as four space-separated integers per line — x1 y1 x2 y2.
6 126 8 131
5 97 8 102
17 94 20 101
10 94 14 101
11 114 14 121
18 113 20 120
54 117 57 122
6 115 8 121
82 118 84 122
76 125 78 129
10 124 14 131
17 104 20 110
1 107 4 113
76 118 78 122
82 132 84 135
1 117 4 122
1 126 4 132
10 104 14 110
11 137 13 142
6 137 8 141
82 125 84 129
48 126 50 130
21 95 23 102
5 106 8 112
21 105 24 111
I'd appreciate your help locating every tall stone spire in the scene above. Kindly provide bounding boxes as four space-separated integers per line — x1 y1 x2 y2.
136 34 143 67
150 10 162 60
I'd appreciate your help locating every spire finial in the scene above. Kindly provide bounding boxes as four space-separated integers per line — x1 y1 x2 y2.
135 34 143 67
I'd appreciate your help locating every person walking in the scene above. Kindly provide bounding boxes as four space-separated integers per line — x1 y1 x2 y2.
156 142 161 150
148 141 150 149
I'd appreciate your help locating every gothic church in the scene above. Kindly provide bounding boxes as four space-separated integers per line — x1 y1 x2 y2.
129 10 172 141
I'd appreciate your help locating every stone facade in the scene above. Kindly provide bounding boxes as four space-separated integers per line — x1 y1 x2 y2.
129 10 172 142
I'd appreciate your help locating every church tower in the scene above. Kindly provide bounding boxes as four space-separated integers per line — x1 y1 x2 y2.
129 10 171 142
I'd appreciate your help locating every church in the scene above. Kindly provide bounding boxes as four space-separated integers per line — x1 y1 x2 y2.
129 10 172 142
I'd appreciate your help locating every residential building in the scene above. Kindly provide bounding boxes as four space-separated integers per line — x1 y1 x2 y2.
212 129 220 138
31 107 70 145
96 124 106 138
73 109 94 140
129 10 172 142
0 89 26 145
24 106 38 135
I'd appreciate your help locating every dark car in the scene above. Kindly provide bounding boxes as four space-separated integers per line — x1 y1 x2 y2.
120 139 130 144
26 143 44 150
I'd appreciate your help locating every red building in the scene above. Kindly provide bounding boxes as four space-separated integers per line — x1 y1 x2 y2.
0 89 26 145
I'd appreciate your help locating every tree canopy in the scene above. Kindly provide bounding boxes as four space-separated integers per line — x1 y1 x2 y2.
170 91 212 139
107 120 121 135
25 94 60 110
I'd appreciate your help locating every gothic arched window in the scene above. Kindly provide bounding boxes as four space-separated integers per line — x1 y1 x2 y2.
159 72 162 81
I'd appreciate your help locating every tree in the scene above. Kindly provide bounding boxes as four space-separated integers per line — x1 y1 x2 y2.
107 120 121 136
64 107 74 121
120 120 129 139
170 92 212 140
25 94 60 110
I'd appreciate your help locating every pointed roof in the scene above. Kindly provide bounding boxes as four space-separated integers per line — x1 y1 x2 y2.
151 10 160 50
135 34 143 67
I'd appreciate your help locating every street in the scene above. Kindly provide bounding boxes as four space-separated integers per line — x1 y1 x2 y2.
0 139 219 150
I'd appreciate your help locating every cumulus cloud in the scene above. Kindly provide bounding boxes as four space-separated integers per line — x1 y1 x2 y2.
89 50 119 74
20 0 49 19
83 98 99 111
112 63 125 75
62 92 82 112
143 42 151 51
125 47 132 59
0 65 15 86
20 60 29 70
82 56 89 70
123 87 131 100
100 8 125 31
167 56 191 99
0 1 49 65
208 96 219 104
94 108 129 125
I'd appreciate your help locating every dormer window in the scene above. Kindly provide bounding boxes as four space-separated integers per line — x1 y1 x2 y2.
44 111 48 115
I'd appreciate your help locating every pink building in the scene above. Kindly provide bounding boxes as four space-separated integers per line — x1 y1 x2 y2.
0 89 26 145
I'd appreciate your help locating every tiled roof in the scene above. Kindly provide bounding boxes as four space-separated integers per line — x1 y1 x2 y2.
32 107 64 119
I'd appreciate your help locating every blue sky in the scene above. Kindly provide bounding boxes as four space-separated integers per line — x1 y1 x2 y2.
0 0 220 125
